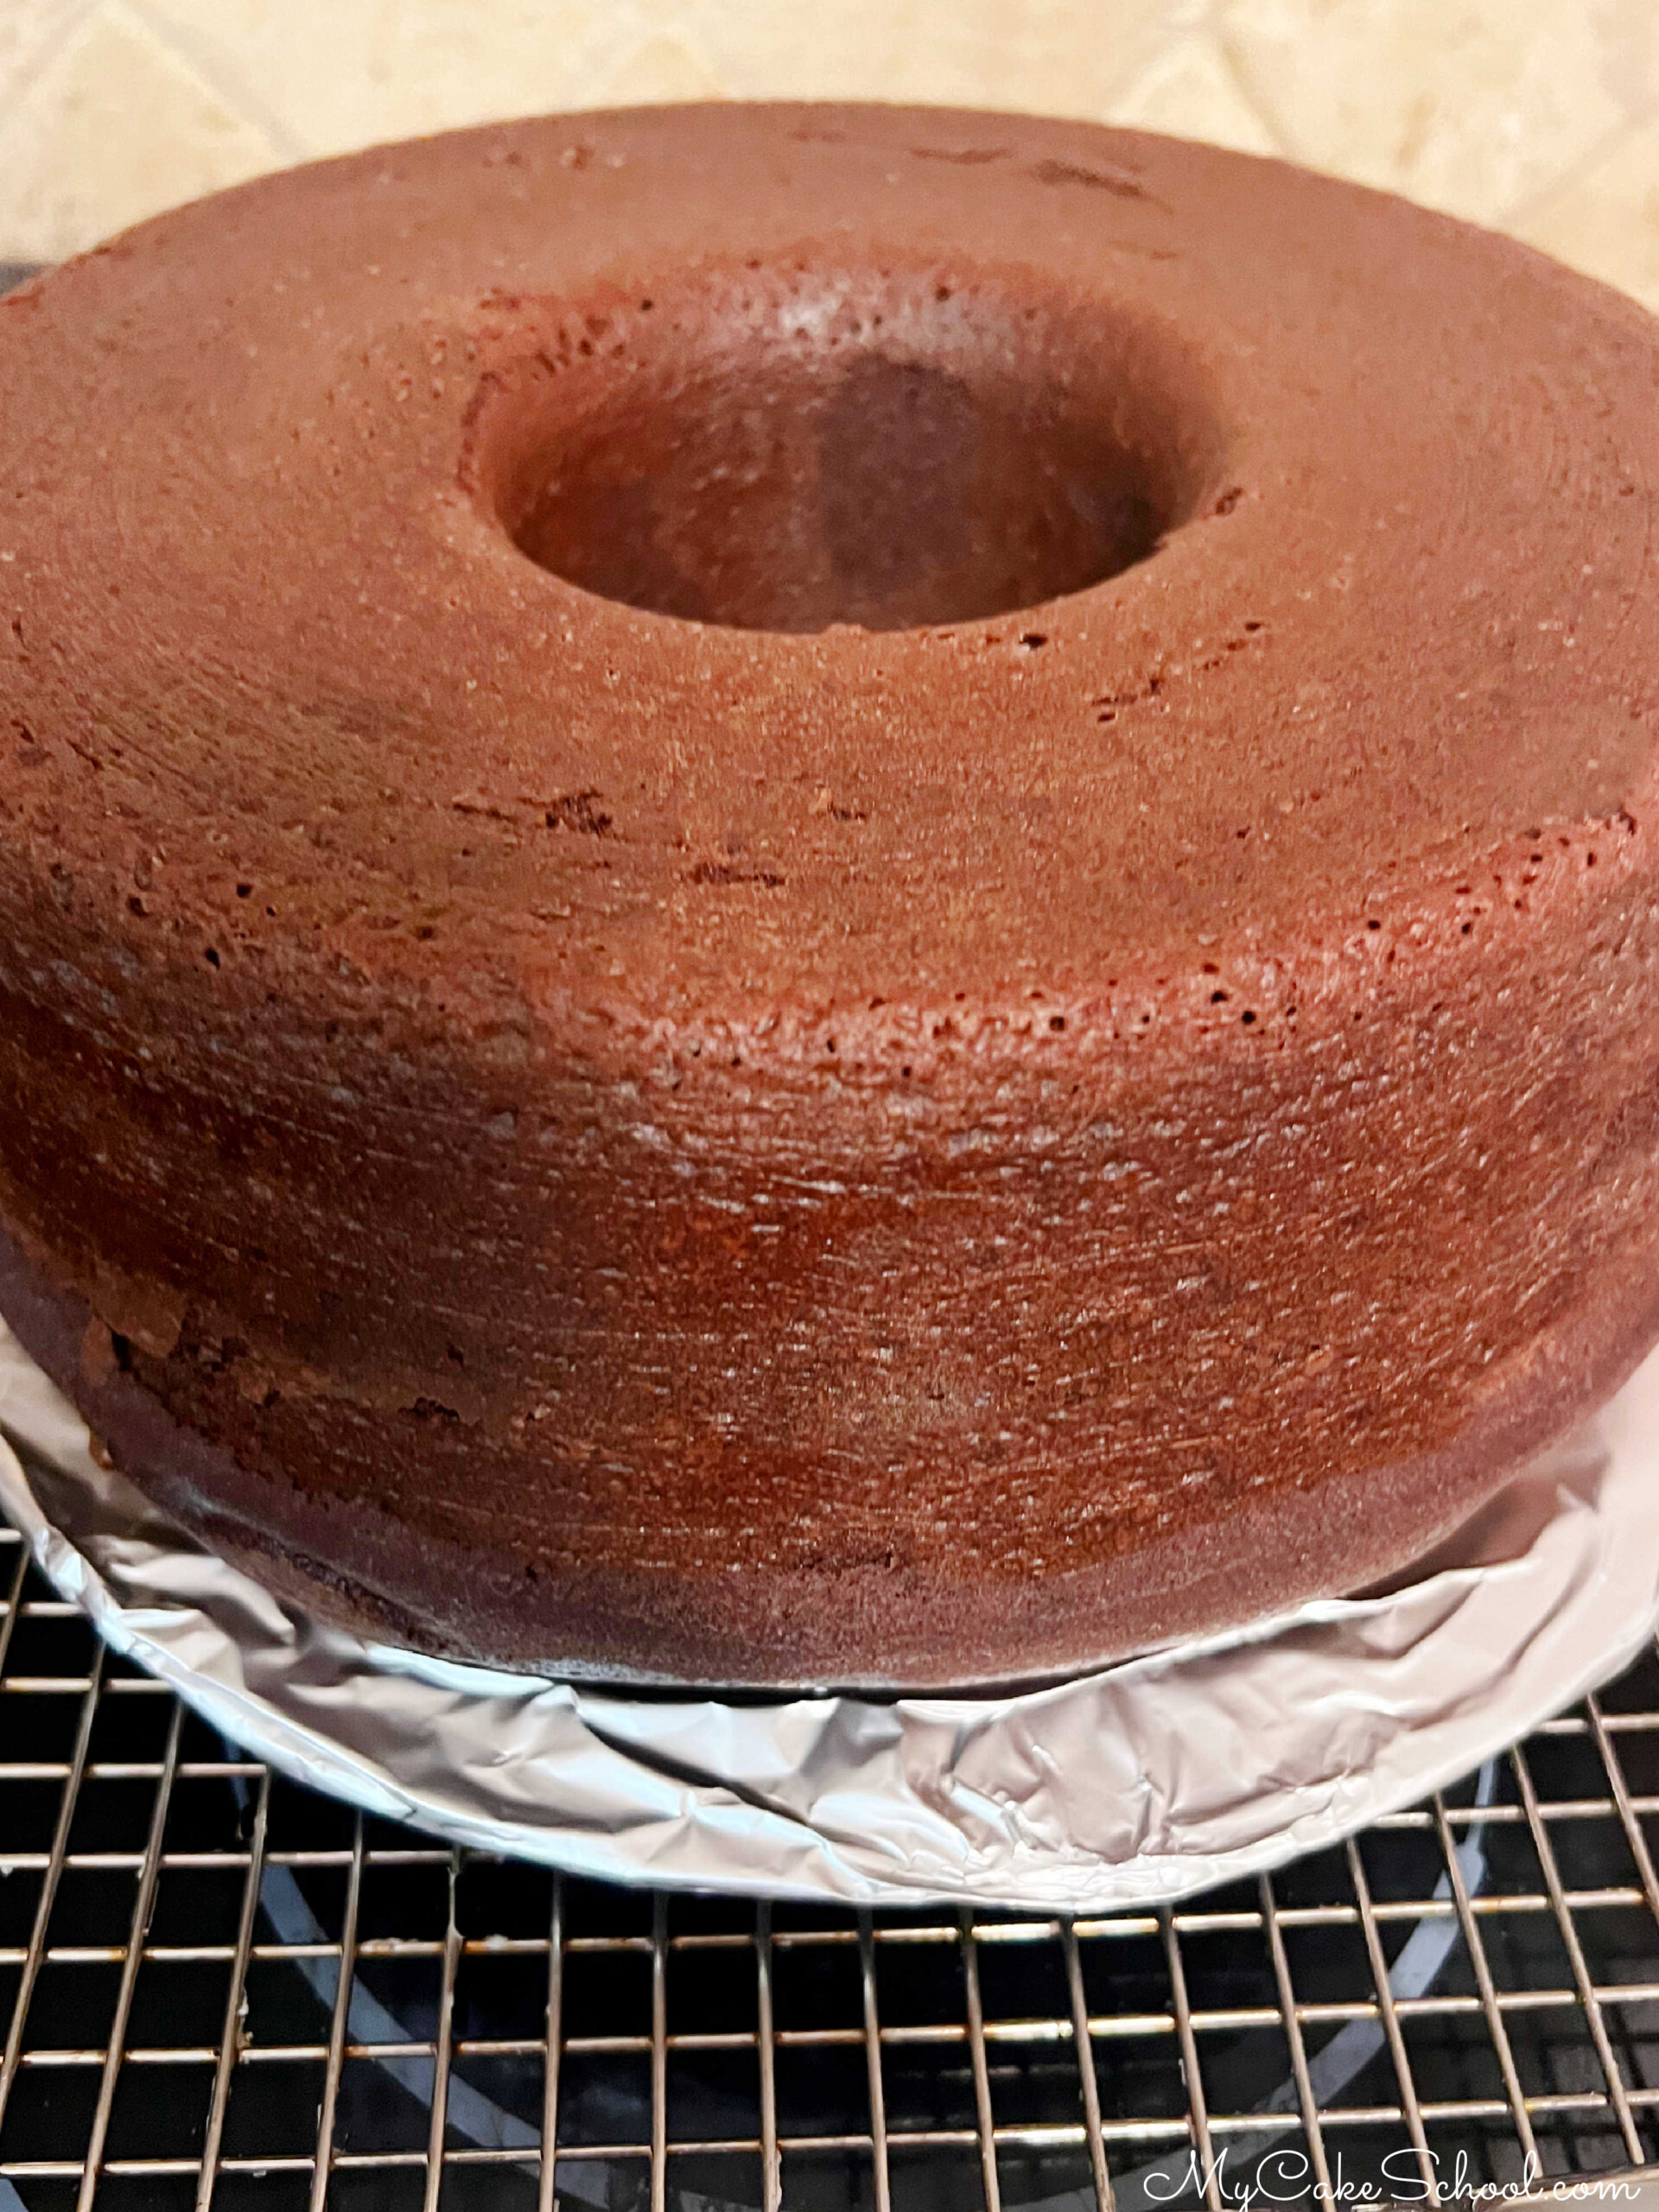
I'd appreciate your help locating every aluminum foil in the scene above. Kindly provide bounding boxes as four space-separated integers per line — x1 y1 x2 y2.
1 1313 1656 1913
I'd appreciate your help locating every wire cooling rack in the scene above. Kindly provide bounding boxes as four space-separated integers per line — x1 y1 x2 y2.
1 1510 1658 2212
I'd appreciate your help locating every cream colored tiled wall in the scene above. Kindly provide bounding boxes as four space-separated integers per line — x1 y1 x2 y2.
0 0 1656 308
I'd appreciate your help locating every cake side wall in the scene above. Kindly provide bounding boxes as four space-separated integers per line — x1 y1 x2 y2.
0 815 1655 1681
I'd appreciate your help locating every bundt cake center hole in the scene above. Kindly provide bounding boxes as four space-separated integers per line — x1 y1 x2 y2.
480 274 1224 633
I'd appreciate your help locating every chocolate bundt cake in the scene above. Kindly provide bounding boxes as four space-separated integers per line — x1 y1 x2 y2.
1 103 1657 1686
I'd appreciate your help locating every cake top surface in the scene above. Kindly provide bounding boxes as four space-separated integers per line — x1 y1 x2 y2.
2 102 1656 1042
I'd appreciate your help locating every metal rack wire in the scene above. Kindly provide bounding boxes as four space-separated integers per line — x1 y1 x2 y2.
0 1510 1657 2211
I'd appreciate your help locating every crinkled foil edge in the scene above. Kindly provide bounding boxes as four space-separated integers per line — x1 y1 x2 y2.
1 1317 1656 1911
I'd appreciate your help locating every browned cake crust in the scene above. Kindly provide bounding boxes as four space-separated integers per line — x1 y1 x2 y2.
2 104 1659 1687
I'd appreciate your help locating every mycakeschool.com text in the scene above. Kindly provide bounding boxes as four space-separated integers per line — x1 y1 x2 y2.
1141 2150 1649 2205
